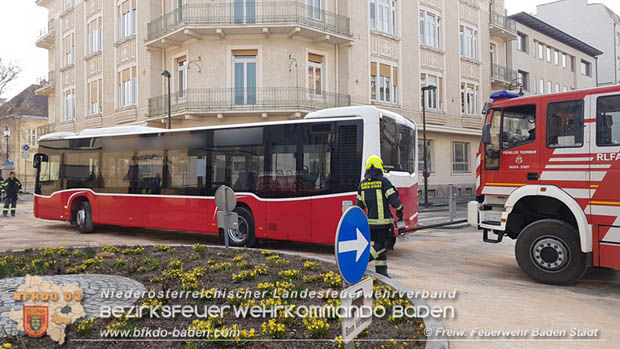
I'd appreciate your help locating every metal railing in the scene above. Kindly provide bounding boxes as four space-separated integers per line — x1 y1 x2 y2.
490 63 518 84
489 10 516 34
148 87 351 117
37 19 55 41
38 71 55 87
37 124 54 137
147 2 351 42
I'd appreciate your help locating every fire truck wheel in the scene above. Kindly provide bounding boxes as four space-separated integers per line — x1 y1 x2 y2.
76 201 94 234
515 219 587 285
225 207 257 247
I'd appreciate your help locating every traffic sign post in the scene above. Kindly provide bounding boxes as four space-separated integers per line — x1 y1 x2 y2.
215 185 238 250
334 206 373 347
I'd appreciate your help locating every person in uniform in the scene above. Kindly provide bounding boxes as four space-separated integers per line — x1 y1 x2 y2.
3 172 22 217
355 155 404 277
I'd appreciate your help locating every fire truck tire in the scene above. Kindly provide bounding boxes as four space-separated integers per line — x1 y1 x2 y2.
515 219 587 285
225 207 257 247
77 201 94 234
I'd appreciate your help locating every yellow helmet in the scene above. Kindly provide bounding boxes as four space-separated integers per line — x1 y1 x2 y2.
365 155 384 172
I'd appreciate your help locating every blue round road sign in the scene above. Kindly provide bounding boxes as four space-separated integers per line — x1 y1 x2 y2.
23 145 30 151
335 206 371 284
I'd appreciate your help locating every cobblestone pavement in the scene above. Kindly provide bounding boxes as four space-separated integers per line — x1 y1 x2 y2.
2 200 620 348
0 274 145 336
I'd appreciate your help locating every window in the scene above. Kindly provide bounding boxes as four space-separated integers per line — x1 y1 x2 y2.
546 46 551 62
63 89 75 121
63 33 74 67
371 62 398 104
380 116 415 173
554 50 559 65
562 53 567 68
538 78 544 94
460 82 479 115
502 104 537 149
460 25 477 59
421 73 442 111
452 142 470 172
118 0 136 41
177 56 188 98
118 66 137 108
308 53 323 95
485 109 501 170
233 51 257 105
555 83 560 93
547 100 584 148
28 129 37 147
571 56 576 72
307 0 321 20
581 60 592 76
64 0 74 11
88 79 102 115
517 32 528 52
418 140 433 173
538 42 544 60
547 81 552 94
563 86 568 92
87 17 102 55
596 95 620 146
372 0 397 35
518 70 529 91
420 10 441 49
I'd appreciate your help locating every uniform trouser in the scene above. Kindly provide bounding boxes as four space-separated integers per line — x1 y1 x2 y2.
369 225 390 275
3 194 16 216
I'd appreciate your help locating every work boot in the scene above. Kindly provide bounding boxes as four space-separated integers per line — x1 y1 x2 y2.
375 266 390 278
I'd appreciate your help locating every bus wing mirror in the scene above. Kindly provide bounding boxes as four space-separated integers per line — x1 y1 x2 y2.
33 153 48 169
482 124 492 145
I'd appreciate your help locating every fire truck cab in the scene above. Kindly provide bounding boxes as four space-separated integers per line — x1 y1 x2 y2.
469 87 620 285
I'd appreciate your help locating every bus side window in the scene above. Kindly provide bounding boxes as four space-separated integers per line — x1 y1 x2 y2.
597 94 620 146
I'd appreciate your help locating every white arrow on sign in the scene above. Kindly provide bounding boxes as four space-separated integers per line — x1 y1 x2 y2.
338 228 369 262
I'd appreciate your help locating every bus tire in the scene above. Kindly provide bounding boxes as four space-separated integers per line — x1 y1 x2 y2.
77 201 94 234
515 219 587 285
225 207 257 247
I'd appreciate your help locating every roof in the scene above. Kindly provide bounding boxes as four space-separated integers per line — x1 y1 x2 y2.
509 12 603 57
0 84 48 118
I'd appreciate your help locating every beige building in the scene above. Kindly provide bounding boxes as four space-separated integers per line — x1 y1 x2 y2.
35 0 514 197
0 85 49 189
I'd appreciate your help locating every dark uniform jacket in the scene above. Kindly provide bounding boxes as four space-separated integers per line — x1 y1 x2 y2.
3 178 22 197
355 168 402 226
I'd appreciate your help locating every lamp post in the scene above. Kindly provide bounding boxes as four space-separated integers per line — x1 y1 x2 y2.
3 126 10 163
421 85 437 208
161 70 172 129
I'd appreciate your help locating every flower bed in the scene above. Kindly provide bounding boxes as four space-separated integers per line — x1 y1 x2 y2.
0 245 426 348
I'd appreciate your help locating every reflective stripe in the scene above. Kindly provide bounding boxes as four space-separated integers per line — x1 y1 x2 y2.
369 247 378 259
10 208 15 211
395 205 403 210
385 188 396 198
356 194 363 201
375 260 387 266
376 189 384 220
361 191 365 205
368 218 393 225
375 248 386 255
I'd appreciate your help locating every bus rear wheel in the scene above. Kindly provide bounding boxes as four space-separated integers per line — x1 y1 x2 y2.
225 207 257 247
76 201 94 234
515 219 587 285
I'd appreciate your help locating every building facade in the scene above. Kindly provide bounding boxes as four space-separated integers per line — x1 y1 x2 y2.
536 0 617 86
507 12 601 96
35 0 507 198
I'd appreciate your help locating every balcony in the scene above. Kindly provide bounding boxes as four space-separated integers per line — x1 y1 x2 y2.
490 63 518 89
35 0 53 8
37 124 54 138
489 10 517 41
146 2 352 48
35 71 56 97
35 20 55 49
147 87 351 118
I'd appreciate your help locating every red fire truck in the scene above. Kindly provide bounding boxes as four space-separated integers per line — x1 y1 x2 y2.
469 87 620 285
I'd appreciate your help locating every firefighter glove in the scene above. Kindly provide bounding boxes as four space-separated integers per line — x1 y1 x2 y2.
396 208 404 221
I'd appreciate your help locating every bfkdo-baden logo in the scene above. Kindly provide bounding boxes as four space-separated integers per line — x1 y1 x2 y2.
9 275 86 344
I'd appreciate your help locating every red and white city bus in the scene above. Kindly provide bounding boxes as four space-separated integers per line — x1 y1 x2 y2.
469 87 620 285
33 106 418 246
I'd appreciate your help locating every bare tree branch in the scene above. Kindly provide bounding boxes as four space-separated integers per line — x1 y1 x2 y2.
0 58 22 97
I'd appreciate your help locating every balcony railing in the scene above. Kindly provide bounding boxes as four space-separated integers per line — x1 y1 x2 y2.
489 10 516 34
148 87 351 117
37 124 54 137
490 63 518 84
36 19 55 48
147 2 351 42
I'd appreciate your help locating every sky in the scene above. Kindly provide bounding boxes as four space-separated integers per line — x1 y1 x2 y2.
2 0 620 100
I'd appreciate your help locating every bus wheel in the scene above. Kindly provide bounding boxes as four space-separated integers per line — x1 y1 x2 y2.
76 201 94 234
226 207 257 247
515 219 587 285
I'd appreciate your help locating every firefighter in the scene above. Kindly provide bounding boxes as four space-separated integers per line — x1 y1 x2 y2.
355 155 404 277
3 172 22 217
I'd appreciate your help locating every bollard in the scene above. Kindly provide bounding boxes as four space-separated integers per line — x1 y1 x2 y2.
449 185 456 222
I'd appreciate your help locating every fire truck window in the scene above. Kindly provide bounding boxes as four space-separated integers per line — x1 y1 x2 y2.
502 104 537 150
547 100 584 148
485 109 501 171
597 95 620 146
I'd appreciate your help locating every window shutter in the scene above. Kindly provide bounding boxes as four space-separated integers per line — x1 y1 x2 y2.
308 53 324 64
122 1 129 14
131 66 137 79
370 62 377 76
380 64 391 78
232 49 258 56
393 67 398 87
122 68 129 82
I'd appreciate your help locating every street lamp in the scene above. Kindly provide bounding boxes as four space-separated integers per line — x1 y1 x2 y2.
3 126 10 163
421 85 437 209
161 70 172 129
